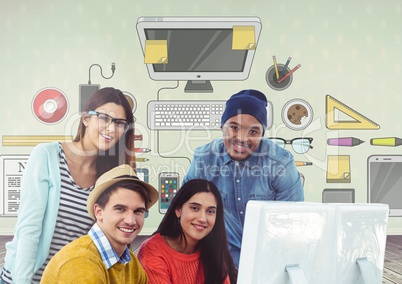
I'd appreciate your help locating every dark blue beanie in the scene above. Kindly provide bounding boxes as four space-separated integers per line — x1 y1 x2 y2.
221 89 268 129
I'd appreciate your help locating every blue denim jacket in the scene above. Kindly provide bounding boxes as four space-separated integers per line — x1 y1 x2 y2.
183 137 304 267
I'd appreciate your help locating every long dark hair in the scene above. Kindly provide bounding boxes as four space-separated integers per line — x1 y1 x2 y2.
155 179 237 284
73 87 135 178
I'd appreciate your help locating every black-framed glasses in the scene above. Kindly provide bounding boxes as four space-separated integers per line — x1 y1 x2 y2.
268 137 313 154
87 110 130 132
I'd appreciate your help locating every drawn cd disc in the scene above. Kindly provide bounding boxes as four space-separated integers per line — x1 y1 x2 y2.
32 88 69 124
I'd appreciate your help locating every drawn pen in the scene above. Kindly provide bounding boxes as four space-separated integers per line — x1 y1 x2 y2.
327 137 364 147
295 161 313 166
135 158 149 162
273 56 279 80
134 148 151 153
278 64 301 84
370 137 402 147
279 57 292 80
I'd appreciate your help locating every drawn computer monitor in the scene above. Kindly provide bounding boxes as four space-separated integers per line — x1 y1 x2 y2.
136 17 261 93
237 201 388 284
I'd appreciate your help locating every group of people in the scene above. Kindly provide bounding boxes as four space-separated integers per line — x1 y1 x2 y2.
0 88 304 283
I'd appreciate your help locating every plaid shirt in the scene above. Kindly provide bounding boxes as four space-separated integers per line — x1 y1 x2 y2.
88 223 131 269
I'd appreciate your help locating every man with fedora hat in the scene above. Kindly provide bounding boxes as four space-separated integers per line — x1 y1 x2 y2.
41 164 158 283
183 89 304 268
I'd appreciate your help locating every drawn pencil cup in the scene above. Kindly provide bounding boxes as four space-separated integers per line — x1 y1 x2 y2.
266 63 293 91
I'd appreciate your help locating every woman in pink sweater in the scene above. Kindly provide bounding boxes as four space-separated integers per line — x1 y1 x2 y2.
137 179 237 284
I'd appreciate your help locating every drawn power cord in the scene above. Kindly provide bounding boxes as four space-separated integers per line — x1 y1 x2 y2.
88 62 116 84
156 121 191 165
154 82 191 164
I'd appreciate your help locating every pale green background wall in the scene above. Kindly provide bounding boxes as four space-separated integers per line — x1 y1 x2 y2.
1 0 401 234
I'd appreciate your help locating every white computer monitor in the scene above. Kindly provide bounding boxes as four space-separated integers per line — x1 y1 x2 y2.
136 16 262 93
237 201 388 284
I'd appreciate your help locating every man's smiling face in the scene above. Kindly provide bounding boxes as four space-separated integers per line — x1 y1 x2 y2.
94 187 147 256
221 114 264 161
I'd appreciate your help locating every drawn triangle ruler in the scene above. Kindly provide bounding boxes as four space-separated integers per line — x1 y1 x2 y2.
326 95 380 130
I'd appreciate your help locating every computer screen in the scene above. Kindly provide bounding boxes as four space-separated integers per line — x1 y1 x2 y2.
136 17 261 93
237 201 388 284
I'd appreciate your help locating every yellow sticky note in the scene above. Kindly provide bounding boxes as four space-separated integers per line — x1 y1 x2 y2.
326 155 351 183
232 26 256 50
144 40 168 64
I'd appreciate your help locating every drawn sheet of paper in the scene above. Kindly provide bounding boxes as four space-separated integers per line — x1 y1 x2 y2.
0 155 29 216
144 40 168 64
326 155 351 183
232 26 256 50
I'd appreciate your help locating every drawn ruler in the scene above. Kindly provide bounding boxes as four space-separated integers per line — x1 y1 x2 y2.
2 135 73 146
325 95 380 130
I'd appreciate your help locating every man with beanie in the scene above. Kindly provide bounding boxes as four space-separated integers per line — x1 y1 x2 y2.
41 165 159 283
183 89 304 268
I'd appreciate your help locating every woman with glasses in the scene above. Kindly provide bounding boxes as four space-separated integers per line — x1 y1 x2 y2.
0 87 135 284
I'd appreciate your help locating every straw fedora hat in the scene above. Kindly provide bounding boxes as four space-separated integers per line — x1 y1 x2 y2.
87 164 158 220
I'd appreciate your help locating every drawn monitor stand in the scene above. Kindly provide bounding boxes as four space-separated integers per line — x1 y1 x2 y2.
325 95 380 130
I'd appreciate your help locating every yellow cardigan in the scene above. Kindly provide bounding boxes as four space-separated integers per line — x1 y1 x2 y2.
41 235 148 284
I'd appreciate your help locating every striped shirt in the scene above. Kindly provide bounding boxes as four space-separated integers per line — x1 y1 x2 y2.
88 223 131 269
31 143 94 283
0 143 94 284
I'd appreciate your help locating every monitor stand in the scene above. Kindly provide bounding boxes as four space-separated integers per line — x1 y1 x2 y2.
286 265 308 284
184 80 213 93
356 257 379 284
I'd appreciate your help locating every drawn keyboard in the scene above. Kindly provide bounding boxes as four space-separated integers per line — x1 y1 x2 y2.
147 100 226 130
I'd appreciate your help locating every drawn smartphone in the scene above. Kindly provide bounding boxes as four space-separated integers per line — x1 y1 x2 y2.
367 155 402 217
159 172 179 214
136 168 149 183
